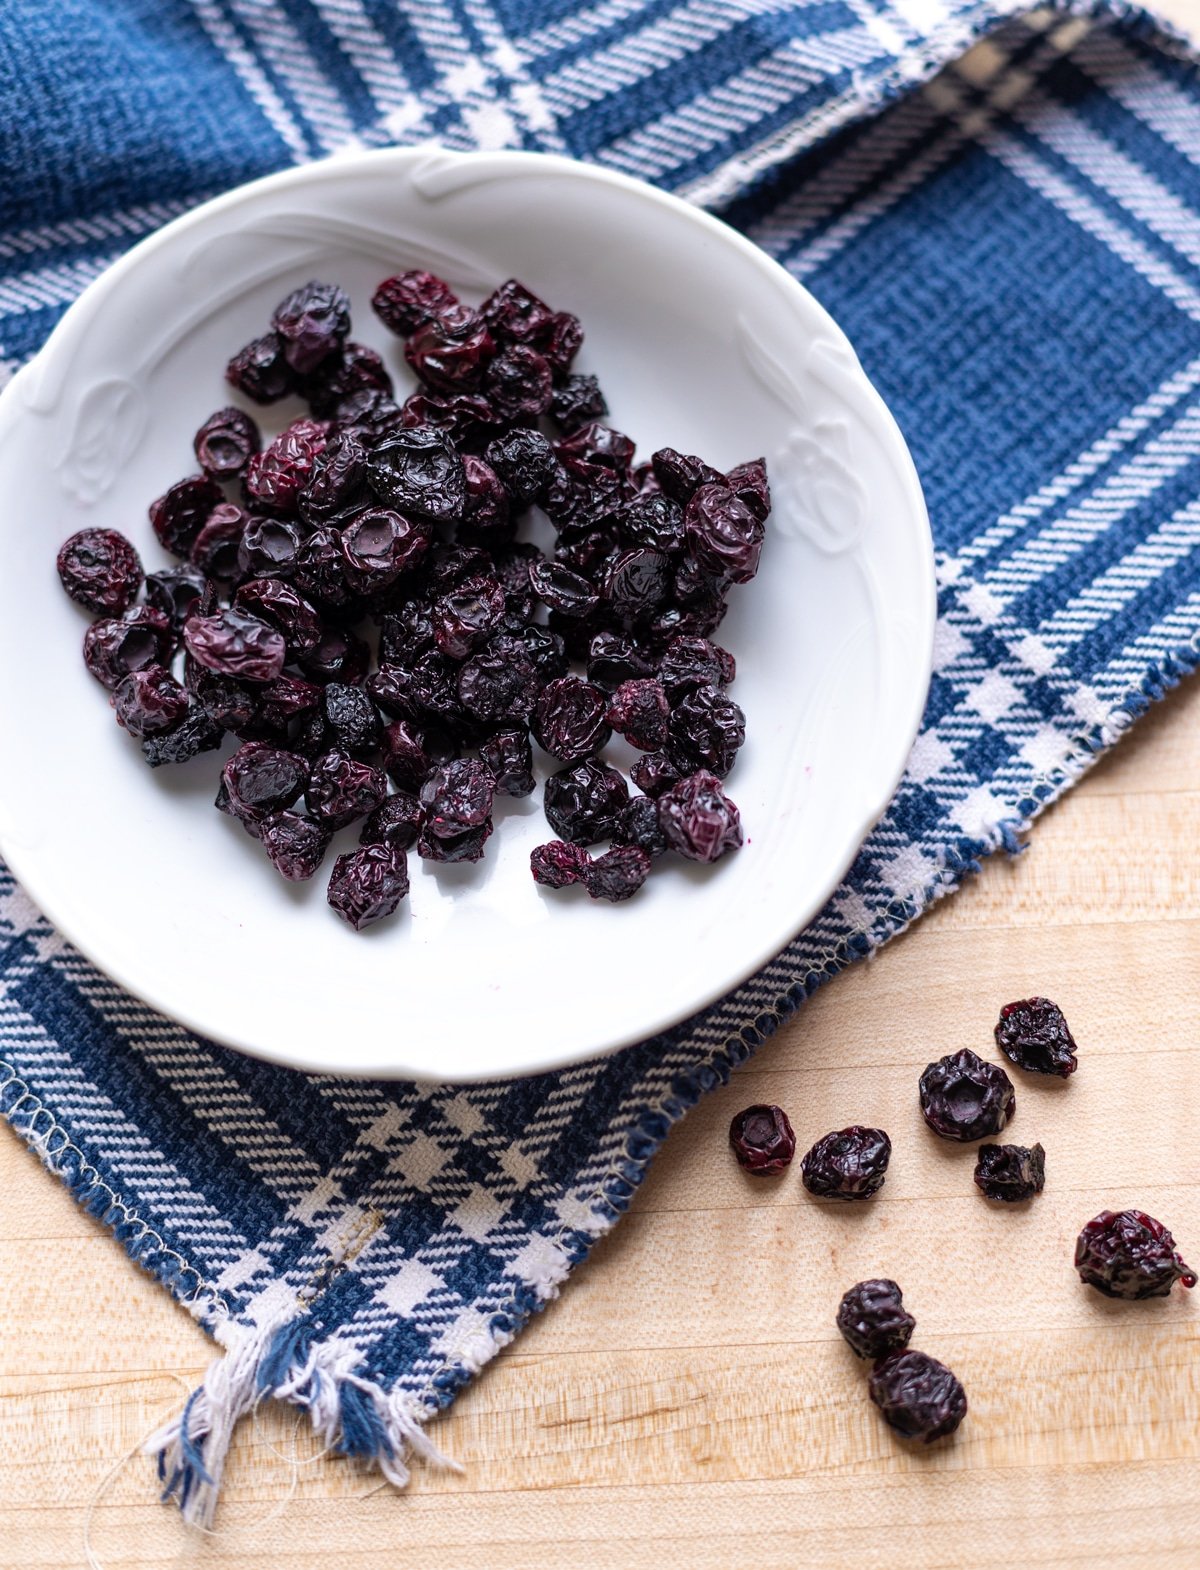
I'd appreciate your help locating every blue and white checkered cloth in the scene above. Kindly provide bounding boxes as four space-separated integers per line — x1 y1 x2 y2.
3 0 1199 1523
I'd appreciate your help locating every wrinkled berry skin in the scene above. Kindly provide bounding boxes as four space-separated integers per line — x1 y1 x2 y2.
320 682 382 758
140 702 224 767
226 331 293 403
84 608 173 689
237 518 302 582
243 420 328 518
341 509 429 593
974 1142 1045 1203
367 425 467 523
382 717 454 792
836 1280 915 1361
360 791 423 851
272 279 351 373
550 373 607 433
484 427 556 508
191 504 248 582
651 448 723 504
481 278 553 344
221 742 309 827
405 304 495 394
372 270 458 335
658 634 735 700
432 574 505 659
300 342 393 419
150 475 224 555
485 344 553 422
112 666 188 737
260 811 331 881
657 770 742 862
143 565 208 634
1075 1210 1196 1299
607 679 669 751
868 1351 967 1443
234 578 322 657
57 528 143 614
584 845 651 902
327 843 410 929
729 1104 796 1175
630 751 683 799
533 676 611 763
419 758 494 841
801 1126 891 1201
684 482 764 584
417 818 493 863
306 749 387 830
543 760 628 845
530 840 590 889
670 683 745 776
184 608 286 683
919 1049 1015 1142
480 727 535 797
995 997 1078 1078
194 406 261 480
613 795 669 858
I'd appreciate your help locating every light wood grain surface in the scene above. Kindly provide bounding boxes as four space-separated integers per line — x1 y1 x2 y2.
5 11 1200 1561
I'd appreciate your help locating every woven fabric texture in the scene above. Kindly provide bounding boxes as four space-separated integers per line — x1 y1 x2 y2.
2 0 1199 1522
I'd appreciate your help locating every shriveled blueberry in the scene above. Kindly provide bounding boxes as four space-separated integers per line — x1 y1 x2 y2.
184 608 286 683
484 344 553 422
236 517 302 581
83 607 173 689
143 565 208 634
556 422 635 487
587 631 654 692
140 701 225 767
367 425 467 523
995 997 1079 1078
644 597 728 649
221 742 309 832
726 458 771 521
527 560 598 620
194 407 261 480
327 843 409 929
335 387 403 444
533 676 611 763
530 840 590 888
459 455 513 545
315 682 380 759
150 475 224 555
187 665 261 738
432 574 505 659
657 770 742 861
869 1352 967 1444
243 419 328 518
341 508 429 593
729 1104 796 1175
801 1126 891 1201
836 1280 915 1360
112 666 188 737
260 810 332 881
651 448 722 504
974 1142 1046 1203
234 578 322 657
298 624 371 686
612 795 668 858
919 1049 1015 1142
685 482 764 584
369 653 459 724
630 750 684 799
379 600 435 667
420 544 494 597
57 528 142 614
372 269 458 335
607 679 670 752
417 818 492 864
272 279 351 373
404 303 494 393
549 373 607 433
400 392 497 452
541 311 583 377
298 342 393 419
507 623 568 686
306 749 387 830
457 643 540 724
191 503 249 582
584 845 650 902
293 527 352 610
298 430 371 524
484 428 556 508
1075 1209 1196 1299
618 492 685 555
480 728 535 797
225 331 294 404
670 683 745 777
603 547 672 620
256 674 321 732
419 759 494 839
381 717 454 791
543 760 628 845
658 634 735 700
360 791 423 851
481 278 553 344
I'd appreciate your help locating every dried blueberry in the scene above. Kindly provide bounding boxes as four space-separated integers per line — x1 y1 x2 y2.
191 504 249 582
372 269 459 335
184 608 286 683
320 682 382 759
298 624 371 686
657 770 742 862
359 791 423 851
602 547 672 621
530 840 591 889
226 331 294 404
549 374 607 434
306 749 388 830
327 843 409 929
801 1126 891 1201
1075 1209 1196 1299
919 1049 1015 1142
658 634 735 700
484 344 553 422
836 1280 915 1360
670 684 745 777
57 528 143 615
868 1352 967 1443
272 279 351 374
457 643 540 725
143 564 208 634
140 701 225 767
400 392 497 452
729 1104 796 1175
612 795 668 858
341 508 429 593
543 760 628 845
541 311 583 377
584 845 651 902
381 718 450 791
974 1142 1046 1203
480 728 535 797
299 342 393 419
419 759 494 841
684 483 764 584
293 527 352 610
150 475 224 555
586 631 654 692
243 419 328 518
112 666 188 737
726 458 771 522
995 997 1078 1079
630 751 684 799
459 455 513 545
607 679 670 752
481 278 553 344
233 578 323 657
618 492 685 555
194 406 261 481
484 428 556 508
431 574 505 659
417 818 492 863
83 608 173 689
221 742 309 832
532 676 611 762
298 430 371 525
404 303 495 394
651 448 723 505
236 517 302 581
367 425 467 523
260 811 332 881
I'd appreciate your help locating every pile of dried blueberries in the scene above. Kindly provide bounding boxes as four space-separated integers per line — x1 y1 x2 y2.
56 274 766 928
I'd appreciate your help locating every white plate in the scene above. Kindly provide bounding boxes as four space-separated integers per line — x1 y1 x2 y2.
0 147 933 1083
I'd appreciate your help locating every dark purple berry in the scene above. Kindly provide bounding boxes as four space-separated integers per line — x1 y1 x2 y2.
366 425 467 523
83 607 173 689
612 795 668 858
618 492 685 555
359 792 423 851
541 311 583 377
457 643 540 725
184 608 286 683
974 1142 1046 1203
416 818 492 863
140 701 225 767
233 579 322 658
432 574 505 659
549 374 607 433
191 503 249 582
112 666 188 737
658 635 735 700
188 665 260 738
602 547 672 621
243 419 328 518
587 631 654 692
327 843 409 929
484 428 556 508
193 406 260 480
657 770 742 862
729 1104 796 1175
379 600 435 667
369 653 460 724
221 742 309 833
651 448 722 504
868 1352 967 1443
150 475 224 555
584 845 651 902
919 1049 1015 1143
630 751 683 799
419 759 494 838
336 387 403 444
271 279 351 374
607 679 669 752
257 674 321 732
459 455 513 545
299 430 371 524
543 760 628 845
420 544 494 597
532 676 610 763
528 560 599 620
480 728 535 797
484 344 553 422
225 331 293 404
293 527 352 609
481 278 553 345
726 458 771 521
995 997 1078 1078
530 841 590 889
372 270 458 335
57 528 142 614
260 811 332 881
381 718 455 791
404 303 494 394
508 623 568 686
298 624 371 686
801 1126 891 1201
306 749 387 830
299 342 393 419
684 482 764 584
557 422 635 487
1075 1210 1196 1299
670 683 745 776
143 565 208 634
236 517 302 581
318 682 381 759
836 1280 915 1360
341 508 429 593
400 392 497 452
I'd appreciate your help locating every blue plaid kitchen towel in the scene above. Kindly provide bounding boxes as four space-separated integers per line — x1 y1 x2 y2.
3 0 1200 1525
